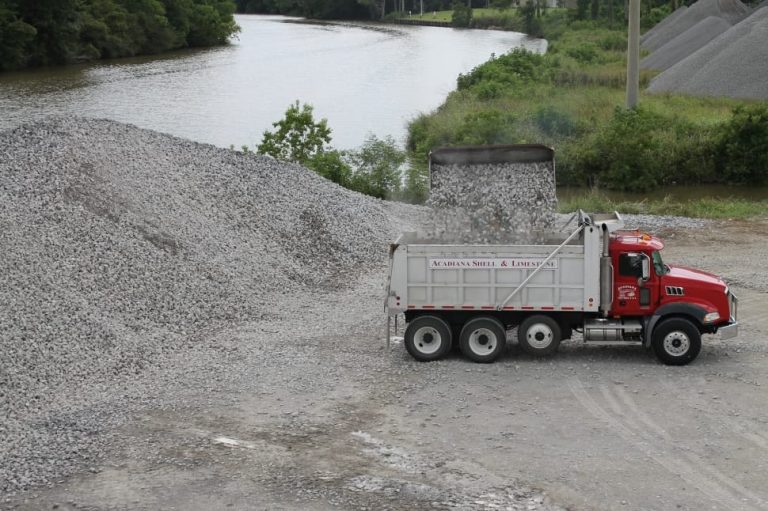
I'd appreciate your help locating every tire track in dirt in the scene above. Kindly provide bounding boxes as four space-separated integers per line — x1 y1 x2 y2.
569 378 766 511
610 385 768 508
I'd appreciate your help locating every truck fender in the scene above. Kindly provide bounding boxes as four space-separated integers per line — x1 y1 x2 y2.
644 303 708 347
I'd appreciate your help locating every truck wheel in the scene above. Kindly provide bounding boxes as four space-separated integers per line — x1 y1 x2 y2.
459 317 506 363
404 316 452 362
518 315 561 356
652 318 701 366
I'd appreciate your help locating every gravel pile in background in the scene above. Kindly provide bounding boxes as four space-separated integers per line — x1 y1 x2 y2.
641 0 751 51
647 7 768 99
0 117 417 492
427 161 557 243
641 16 732 70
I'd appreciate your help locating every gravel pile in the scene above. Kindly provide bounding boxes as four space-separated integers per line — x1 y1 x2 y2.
647 7 768 99
641 0 751 51
427 147 557 243
0 117 416 493
641 16 732 70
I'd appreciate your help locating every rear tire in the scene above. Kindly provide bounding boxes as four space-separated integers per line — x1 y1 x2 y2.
404 315 452 362
518 315 561 356
652 318 701 366
459 317 506 363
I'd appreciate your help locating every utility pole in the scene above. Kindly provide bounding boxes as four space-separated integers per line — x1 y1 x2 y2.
420 0 423 16
626 0 640 108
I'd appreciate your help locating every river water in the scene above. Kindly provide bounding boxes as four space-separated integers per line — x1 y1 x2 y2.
0 15 544 150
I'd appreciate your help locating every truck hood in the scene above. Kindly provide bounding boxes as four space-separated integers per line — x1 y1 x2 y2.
665 265 725 288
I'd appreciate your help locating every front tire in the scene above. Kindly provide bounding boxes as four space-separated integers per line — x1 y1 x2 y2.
652 318 701 366
404 315 452 362
518 315 562 356
459 317 507 363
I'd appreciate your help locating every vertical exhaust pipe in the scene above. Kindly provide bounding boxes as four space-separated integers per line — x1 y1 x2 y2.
599 223 613 316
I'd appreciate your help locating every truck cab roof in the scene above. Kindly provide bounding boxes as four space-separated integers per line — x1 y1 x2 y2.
611 230 665 252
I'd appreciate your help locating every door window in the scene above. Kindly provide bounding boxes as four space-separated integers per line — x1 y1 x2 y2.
619 253 644 278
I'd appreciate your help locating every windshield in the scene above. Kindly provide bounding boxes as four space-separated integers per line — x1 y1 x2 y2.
653 251 668 275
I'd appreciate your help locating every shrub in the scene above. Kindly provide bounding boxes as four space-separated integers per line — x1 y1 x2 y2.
716 105 768 185
597 32 625 51
451 2 472 27
306 149 352 187
573 107 666 191
455 110 520 145
645 5 671 29
564 43 601 64
457 48 550 91
346 135 406 199
534 106 579 137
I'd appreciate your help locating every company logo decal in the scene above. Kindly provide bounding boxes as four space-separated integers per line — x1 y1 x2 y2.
429 258 557 270
618 285 637 300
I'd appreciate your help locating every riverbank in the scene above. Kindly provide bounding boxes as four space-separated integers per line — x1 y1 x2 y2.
405 10 768 201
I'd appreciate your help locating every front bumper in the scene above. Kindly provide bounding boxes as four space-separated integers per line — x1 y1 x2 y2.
719 321 739 340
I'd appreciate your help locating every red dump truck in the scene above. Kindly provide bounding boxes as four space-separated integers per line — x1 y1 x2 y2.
385 211 738 365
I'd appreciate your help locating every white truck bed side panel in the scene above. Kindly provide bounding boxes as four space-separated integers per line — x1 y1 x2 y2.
397 244 588 311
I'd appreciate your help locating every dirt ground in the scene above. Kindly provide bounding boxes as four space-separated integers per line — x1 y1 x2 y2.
6 219 768 511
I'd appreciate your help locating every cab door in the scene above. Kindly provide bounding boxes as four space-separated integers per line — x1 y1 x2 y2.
612 251 658 316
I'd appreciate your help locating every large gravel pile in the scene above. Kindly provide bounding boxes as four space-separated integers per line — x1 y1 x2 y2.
427 146 557 243
641 16 732 70
0 117 416 492
647 7 768 99
641 0 751 51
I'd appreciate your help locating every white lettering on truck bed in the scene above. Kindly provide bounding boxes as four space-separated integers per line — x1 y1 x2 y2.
429 258 558 269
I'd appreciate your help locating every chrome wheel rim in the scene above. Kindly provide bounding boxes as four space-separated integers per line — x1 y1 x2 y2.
413 326 442 355
526 323 553 349
663 331 690 356
468 327 498 355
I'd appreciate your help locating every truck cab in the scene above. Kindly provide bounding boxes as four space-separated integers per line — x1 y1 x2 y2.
609 231 736 336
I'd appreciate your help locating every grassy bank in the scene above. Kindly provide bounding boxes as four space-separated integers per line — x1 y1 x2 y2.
558 191 768 219
405 10 768 205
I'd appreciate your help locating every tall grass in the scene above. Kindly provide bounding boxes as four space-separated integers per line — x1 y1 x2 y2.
559 190 768 219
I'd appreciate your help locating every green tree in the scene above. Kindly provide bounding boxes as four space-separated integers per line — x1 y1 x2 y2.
0 0 239 70
187 0 239 46
15 0 82 66
0 4 36 71
451 1 472 27
346 134 405 199
575 0 590 19
257 101 333 165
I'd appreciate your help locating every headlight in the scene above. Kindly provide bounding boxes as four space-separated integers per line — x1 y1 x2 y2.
704 312 721 323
